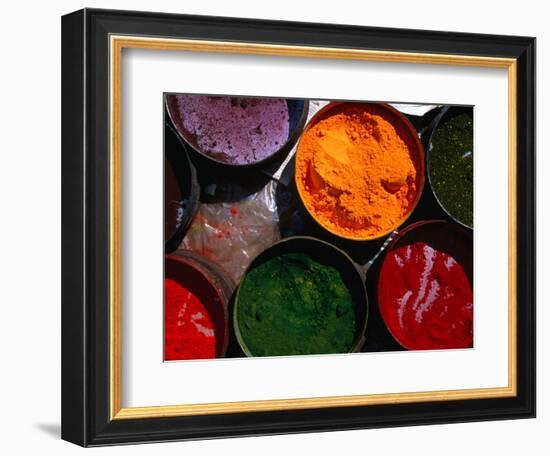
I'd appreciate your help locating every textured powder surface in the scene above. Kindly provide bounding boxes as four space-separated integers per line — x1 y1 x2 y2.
175 95 290 165
164 278 218 360
236 253 356 357
428 113 474 227
378 241 473 350
296 104 421 239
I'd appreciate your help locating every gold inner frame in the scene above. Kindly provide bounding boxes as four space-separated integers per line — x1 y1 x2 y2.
109 35 518 420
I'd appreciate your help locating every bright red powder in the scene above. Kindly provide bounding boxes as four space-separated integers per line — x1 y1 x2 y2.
164 278 217 360
378 240 473 350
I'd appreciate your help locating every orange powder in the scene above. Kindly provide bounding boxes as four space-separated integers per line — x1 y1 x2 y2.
295 103 422 240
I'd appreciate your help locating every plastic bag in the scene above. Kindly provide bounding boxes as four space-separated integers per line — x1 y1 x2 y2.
179 179 281 284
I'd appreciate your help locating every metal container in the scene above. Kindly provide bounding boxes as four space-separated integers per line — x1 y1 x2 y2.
294 101 426 242
376 219 473 350
164 123 200 253
165 252 232 358
232 236 369 357
425 106 474 229
165 94 309 169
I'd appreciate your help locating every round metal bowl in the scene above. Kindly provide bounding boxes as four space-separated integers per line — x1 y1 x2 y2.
232 236 369 357
165 94 309 169
165 253 231 359
294 101 425 242
425 106 474 230
376 220 473 350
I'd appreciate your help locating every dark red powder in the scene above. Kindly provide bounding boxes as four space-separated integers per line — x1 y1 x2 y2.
378 235 473 350
164 278 217 360
230 206 238 217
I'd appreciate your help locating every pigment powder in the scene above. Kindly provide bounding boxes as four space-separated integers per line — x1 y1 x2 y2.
164 261 226 360
174 95 290 165
378 224 473 350
236 253 356 356
295 103 422 240
428 113 473 227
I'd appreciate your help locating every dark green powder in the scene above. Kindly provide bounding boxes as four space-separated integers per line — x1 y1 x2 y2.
428 113 473 227
236 253 357 357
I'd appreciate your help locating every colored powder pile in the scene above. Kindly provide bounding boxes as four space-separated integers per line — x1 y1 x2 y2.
428 113 474 227
295 104 421 239
174 95 290 165
378 239 473 350
236 253 356 356
164 278 218 360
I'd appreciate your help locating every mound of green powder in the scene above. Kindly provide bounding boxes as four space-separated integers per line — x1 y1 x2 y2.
236 253 357 357
428 113 473 227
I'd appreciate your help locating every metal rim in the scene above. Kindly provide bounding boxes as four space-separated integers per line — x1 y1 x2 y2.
233 236 369 357
294 101 426 242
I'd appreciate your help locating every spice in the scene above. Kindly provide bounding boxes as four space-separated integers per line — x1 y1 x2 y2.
164 277 219 360
378 225 473 350
428 112 473 227
173 95 290 165
236 253 356 356
296 103 422 240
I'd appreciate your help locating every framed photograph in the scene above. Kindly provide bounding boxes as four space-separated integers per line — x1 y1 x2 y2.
61 8 535 447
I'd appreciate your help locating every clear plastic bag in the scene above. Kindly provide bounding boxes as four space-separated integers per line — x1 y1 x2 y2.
179 180 281 284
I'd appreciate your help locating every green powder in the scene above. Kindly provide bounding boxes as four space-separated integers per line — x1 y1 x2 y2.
428 113 473 227
236 253 357 356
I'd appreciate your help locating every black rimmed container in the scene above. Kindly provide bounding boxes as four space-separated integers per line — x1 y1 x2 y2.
164 123 200 253
165 94 309 169
294 101 426 242
376 219 473 350
232 236 369 357
425 106 474 230
165 252 234 359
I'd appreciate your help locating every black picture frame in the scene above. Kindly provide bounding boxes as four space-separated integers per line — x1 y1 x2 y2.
62 8 535 447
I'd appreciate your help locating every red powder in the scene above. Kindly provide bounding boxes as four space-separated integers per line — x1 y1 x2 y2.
378 241 473 350
164 278 217 360
230 206 238 216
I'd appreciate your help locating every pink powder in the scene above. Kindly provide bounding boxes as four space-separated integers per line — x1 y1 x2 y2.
174 95 290 165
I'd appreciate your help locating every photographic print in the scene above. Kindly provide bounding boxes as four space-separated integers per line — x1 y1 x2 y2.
163 94 474 361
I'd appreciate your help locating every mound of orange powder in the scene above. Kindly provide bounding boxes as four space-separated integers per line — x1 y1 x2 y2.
295 103 422 240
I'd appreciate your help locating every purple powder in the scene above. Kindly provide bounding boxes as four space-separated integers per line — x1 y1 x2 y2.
174 95 290 165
